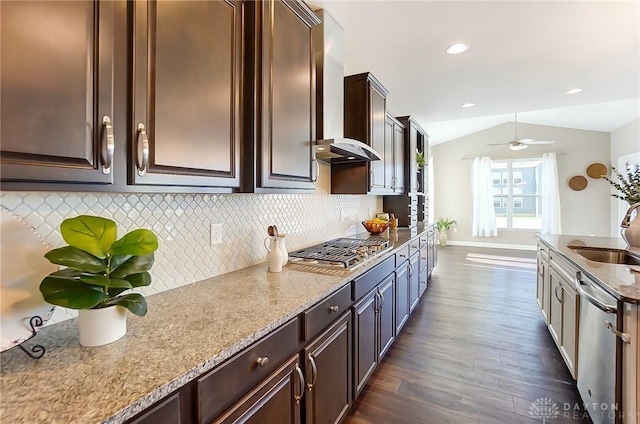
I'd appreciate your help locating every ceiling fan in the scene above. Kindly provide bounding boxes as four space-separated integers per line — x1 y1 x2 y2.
488 113 555 150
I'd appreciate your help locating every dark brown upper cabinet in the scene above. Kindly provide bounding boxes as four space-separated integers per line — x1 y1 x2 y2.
332 72 390 195
131 0 242 189
385 114 405 194
1 0 115 184
243 0 321 192
383 116 429 227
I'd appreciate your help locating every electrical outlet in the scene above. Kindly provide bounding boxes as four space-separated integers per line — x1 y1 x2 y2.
340 210 346 222
453 227 457 233
210 223 222 246
368 207 373 217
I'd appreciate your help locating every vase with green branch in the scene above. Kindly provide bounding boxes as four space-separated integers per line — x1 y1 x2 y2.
436 218 456 247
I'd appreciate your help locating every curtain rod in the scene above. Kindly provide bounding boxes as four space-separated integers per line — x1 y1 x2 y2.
460 152 566 161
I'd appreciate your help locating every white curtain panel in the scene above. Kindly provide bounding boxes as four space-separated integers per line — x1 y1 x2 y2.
472 157 497 237
541 152 562 234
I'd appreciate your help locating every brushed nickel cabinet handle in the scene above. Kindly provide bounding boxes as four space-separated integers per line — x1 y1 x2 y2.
370 170 375 185
101 116 114 175
329 305 339 313
311 157 319 184
256 357 269 367
408 263 414 278
307 354 318 391
136 123 149 176
378 290 385 311
554 282 563 303
294 364 305 404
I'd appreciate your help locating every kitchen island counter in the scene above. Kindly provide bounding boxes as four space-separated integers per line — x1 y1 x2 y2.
0 227 425 424
537 233 640 303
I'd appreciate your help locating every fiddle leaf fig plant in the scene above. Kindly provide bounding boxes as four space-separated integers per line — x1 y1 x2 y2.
39 215 158 316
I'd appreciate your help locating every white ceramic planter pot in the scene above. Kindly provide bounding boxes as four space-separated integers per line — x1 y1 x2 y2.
78 306 127 347
439 231 447 247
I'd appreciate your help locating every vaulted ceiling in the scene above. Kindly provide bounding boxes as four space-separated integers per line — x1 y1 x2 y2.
310 1 640 144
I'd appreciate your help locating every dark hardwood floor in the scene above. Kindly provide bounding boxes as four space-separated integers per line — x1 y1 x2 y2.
344 245 593 424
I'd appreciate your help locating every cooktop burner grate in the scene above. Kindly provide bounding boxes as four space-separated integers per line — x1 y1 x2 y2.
288 237 389 269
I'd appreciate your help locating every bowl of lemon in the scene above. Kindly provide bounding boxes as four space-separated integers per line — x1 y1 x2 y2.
362 217 389 235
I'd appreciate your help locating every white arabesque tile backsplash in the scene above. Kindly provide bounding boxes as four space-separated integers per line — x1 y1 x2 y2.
0 163 380 323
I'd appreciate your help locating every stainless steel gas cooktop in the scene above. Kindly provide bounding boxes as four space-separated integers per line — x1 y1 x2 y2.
288 237 389 270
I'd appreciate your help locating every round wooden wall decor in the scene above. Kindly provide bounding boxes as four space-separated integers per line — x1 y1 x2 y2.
568 175 588 191
586 163 607 179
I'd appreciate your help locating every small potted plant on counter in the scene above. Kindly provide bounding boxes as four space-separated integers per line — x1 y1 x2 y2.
436 217 457 247
39 215 158 347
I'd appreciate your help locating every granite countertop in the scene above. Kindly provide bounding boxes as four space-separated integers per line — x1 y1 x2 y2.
536 233 640 303
0 227 426 424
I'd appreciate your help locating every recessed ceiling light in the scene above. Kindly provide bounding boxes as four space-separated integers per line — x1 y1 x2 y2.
462 103 475 108
566 88 583 94
446 43 469 55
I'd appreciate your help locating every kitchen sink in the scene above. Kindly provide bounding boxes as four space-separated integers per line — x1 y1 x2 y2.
568 246 640 265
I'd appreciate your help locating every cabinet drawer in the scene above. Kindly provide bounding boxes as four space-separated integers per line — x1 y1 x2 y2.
419 234 428 248
395 245 410 267
537 241 550 260
129 393 181 424
197 318 300 424
303 284 352 341
353 255 395 301
408 237 420 257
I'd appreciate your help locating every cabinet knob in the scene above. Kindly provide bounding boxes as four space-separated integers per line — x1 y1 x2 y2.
329 305 339 313
256 357 269 367
101 116 114 175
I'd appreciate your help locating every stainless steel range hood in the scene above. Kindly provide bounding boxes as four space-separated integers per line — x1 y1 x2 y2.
315 138 381 163
313 9 381 164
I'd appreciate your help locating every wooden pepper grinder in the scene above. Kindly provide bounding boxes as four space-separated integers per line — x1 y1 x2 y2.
389 213 398 231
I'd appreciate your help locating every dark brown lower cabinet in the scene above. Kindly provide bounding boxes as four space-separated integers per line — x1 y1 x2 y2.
353 288 377 397
418 245 429 297
304 312 352 424
377 275 395 361
213 354 303 424
353 272 395 397
409 254 420 312
395 262 410 334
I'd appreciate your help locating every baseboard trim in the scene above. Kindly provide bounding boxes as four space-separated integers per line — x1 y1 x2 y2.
444 240 537 251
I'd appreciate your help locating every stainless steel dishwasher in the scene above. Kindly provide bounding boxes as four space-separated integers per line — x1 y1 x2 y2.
574 270 628 424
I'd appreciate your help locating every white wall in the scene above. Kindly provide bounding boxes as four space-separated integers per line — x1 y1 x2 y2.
609 119 640 236
431 122 611 248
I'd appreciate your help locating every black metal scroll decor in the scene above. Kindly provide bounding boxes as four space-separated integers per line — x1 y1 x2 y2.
16 316 46 359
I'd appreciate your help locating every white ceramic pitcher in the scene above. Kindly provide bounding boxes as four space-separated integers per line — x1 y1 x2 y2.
264 236 284 272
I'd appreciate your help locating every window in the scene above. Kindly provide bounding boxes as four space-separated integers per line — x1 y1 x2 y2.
491 159 543 229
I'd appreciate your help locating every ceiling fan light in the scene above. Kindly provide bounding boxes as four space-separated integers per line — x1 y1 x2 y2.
509 142 528 151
